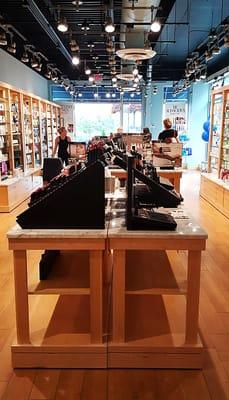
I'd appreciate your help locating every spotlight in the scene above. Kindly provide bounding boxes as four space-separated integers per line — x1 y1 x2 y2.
211 42 221 55
72 0 83 5
130 93 135 98
113 83 117 88
133 83 138 88
57 16 68 33
153 86 158 95
205 49 213 62
81 19 90 31
150 20 161 33
112 77 117 83
134 77 139 83
31 55 38 68
106 92 111 98
21 48 29 63
35 62 42 72
78 92 83 97
224 33 229 47
87 40 95 49
200 67 207 80
72 54 80 65
45 67 51 79
0 31 7 46
94 92 98 98
112 93 116 98
132 67 138 76
89 75 94 82
85 66 91 75
7 37 16 54
69 39 79 52
136 91 141 95
144 93 148 98
105 17 115 33
51 71 58 82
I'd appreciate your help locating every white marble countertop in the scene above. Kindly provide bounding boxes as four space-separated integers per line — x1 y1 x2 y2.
201 173 229 191
7 224 107 239
108 210 207 240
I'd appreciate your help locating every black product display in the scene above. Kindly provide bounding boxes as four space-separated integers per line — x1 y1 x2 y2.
17 160 105 229
43 157 63 183
113 155 182 208
126 156 177 231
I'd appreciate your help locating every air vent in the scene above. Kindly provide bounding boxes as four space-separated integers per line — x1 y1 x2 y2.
116 48 156 61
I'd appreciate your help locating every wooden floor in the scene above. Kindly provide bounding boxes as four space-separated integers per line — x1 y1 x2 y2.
0 171 229 399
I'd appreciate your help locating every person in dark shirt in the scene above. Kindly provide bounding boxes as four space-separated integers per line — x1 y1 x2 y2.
53 127 71 165
158 118 179 143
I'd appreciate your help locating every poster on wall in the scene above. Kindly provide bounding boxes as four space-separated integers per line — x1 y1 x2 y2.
60 104 75 136
163 102 187 134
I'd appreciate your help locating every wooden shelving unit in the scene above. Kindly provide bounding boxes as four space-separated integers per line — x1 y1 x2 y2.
0 81 61 211
201 85 229 219
207 85 229 177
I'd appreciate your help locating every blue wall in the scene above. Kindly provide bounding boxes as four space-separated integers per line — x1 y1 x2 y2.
0 49 49 99
144 81 210 168
187 82 210 168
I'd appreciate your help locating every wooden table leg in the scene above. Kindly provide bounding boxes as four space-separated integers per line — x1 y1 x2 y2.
13 250 30 344
185 250 201 344
112 250 125 343
90 250 103 343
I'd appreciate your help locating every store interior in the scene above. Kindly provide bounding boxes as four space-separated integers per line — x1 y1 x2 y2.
0 0 229 399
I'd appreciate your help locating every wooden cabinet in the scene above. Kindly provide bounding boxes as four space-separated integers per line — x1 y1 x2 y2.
0 80 61 177
200 174 229 218
208 85 229 177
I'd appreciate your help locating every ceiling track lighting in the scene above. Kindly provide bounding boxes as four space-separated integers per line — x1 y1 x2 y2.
81 19 90 32
57 14 68 33
224 33 229 46
72 0 83 11
200 67 207 80
132 67 138 76
211 41 221 55
7 34 16 54
89 75 94 82
72 53 80 65
105 17 115 34
87 40 95 49
150 20 161 33
112 77 117 83
0 30 7 46
31 54 39 68
69 39 79 52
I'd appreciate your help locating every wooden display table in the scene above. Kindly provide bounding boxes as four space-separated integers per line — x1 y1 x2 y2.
108 211 207 368
110 168 183 193
7 226 107 368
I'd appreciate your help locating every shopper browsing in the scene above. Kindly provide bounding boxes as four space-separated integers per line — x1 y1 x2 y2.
158 118 179 143
53 127 71 165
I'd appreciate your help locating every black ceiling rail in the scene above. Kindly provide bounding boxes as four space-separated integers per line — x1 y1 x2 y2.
22 0 72 63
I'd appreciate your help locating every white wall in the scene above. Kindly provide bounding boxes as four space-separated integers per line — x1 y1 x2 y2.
0 49 49 99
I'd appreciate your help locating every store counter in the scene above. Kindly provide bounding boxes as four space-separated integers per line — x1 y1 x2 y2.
200 173 229 218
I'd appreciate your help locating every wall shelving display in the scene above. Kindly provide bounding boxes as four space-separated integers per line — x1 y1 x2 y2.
46 103 53 157
10 91 23 171
207 86 229 177
23 95 34 171
0 88 13 176
0 81 61 211
40 101 48 161
32 99 42 168
221 91 229 172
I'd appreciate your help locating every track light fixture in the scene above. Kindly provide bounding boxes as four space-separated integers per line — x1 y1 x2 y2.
112 92 116 98
112 77 117 83
57 15 68 33
31 54 39 68
87 40 95 49
0 30 7 46
106 92 111 98
150 20 161 33
89 75 94 82
72 53 80 65
211 41 221 55
130 93 135 98
132 67 138 76
45 66 52 79
200 67 207 80
7 35 16 54
72 0 83 11
224 33 229 46
105 17 115 33
85 66 91 75
153 86 158 95
78 92 83 97
21 46 29 63
81 19 90 31
69 39 79 52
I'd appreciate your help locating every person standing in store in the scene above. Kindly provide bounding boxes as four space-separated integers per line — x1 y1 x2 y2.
53 127 71 165
158 118 179 143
